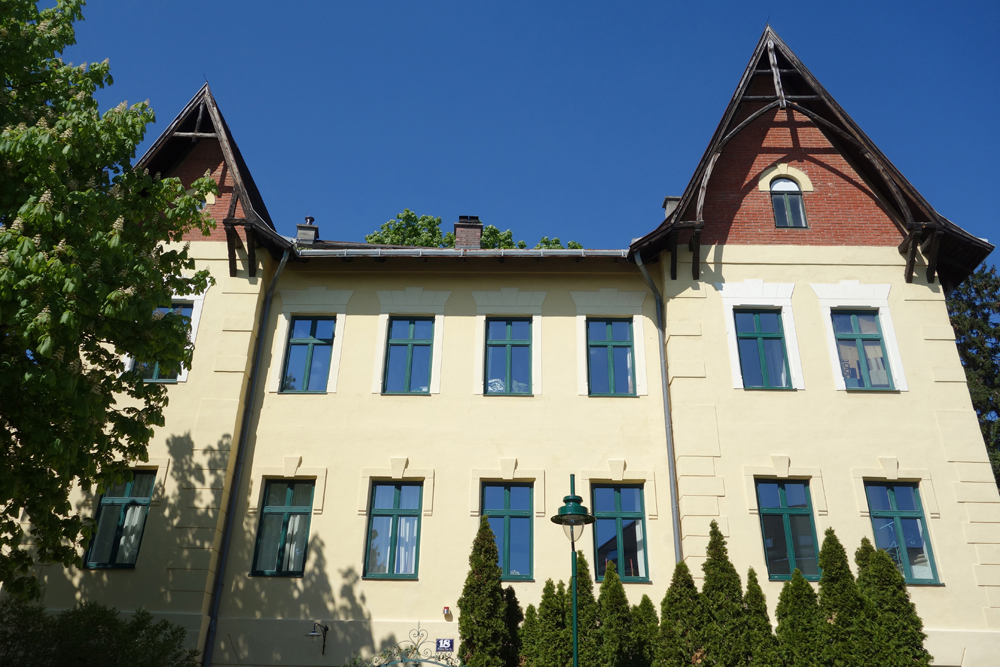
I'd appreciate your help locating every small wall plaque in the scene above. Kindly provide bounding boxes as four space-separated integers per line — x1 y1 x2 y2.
436 639 454 653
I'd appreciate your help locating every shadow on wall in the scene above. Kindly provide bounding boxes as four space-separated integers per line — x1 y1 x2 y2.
45 431 385 664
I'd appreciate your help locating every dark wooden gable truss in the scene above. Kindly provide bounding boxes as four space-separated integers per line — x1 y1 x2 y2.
630 27 992 291
137 83 292 277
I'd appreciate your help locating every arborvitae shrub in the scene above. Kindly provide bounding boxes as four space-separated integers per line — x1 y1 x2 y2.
598 561 636 667
501 586 524 667
656 561 706 667
775 570 822 667
632 595 659 667
537 579 571 667
743 568 778 667
855 538 932 667
520 604 540 667
576 552 600 667
817 528 870 666
701 521 747 666
458 518 508 667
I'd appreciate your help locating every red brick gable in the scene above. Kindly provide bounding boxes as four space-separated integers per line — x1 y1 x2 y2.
167 139 246 243
701 105 906 246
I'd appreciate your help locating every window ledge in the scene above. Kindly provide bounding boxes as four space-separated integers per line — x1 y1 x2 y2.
362 575 420 581
587 394 639 398
484 393 535 398
277 391 328 395
380 392 433 397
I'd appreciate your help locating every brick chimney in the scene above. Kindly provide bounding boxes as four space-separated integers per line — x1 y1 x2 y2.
297 216 318 245
454 215 483 249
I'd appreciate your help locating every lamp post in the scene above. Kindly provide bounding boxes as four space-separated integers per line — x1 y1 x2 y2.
550 474 595 667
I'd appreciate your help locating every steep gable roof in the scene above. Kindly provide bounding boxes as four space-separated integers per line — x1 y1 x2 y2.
630 27 992 293
137 83 292 258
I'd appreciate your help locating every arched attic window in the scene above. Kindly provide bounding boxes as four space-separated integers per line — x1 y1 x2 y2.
771 178 807 228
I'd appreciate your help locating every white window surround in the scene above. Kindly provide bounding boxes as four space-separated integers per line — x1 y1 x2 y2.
757 163 814 191
268 287 353 393
810 281 908 391
851 457 940 519
570 289 648 396
248 455 328 515
371 287 451 394
358 457 435 516
580 459 658 520
471 288 547 395
470 458 546 517
124 287 209 383
713 280 805 390
743 456 828 516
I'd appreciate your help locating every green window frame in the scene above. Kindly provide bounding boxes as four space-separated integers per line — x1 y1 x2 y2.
85 471 156 569
482 483 533 580
364 482 423 579
832 310 895 390
134 303 193 382
771 178 807 228
591 484 649 582
755 479 821 581
250 480 314 577
383 317 434 394
484 318 532 395
586 319 636 397
280 316 336 392
865 482 939 584
734 309 792 389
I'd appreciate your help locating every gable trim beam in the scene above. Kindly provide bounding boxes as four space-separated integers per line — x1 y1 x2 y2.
767 39 787 109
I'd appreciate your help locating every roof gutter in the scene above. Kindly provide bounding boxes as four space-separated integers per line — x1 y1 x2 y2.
202 247 290 667
296 248 628 259
634 253 683 564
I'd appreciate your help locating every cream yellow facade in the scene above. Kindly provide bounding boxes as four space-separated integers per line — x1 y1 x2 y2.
27 26 1000 667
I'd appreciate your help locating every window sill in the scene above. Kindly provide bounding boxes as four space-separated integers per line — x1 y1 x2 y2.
596 577 651 584
363 575 420 581
484 393 535 398
380 392 432 397
587 393 639 398
741 386 796 391
143 379 180 384
843 388 900 393
248 571 305 578
768 574 820 582
85 564 137 570
278 391 328 395
903 581 943 587
502 577 534 582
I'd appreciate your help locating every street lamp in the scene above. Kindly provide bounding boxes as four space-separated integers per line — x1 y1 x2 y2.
550 474 595 667
305 621 329 655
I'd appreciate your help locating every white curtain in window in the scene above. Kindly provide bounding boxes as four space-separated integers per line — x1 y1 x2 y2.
115 504 148 564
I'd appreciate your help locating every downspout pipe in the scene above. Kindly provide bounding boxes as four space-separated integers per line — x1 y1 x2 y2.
202 247 290 667
635 253 683 564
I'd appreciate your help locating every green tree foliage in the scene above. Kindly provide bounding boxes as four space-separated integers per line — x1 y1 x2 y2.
0 0 216 595
501 586 524 667
480 224 527 249
365 209 449 247
458 518 508 667
533 236 583 250
520 604 540 667
817 528 870 665
365 210 582 250
0 597 198 667
743 568 778 667
632 595 659 667
576 552 600 667
656 560 706 667
774 570 822 667
701 520 747 666
946 263 1000 483
536 579 572 667
855 538 932 667
598 561 638 667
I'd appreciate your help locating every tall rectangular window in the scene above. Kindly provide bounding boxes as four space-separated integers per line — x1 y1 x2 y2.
482 483 532 580
365 482 422 578
86 471 156 568
485 319 532 395
755 480 820 581
251 480 314 576
383 318 434 394
592 485 648 582
134 303 193 382
587 319 635 396
865 482 938 584
735 309 791 389
281 317 335 392
832 311 894 390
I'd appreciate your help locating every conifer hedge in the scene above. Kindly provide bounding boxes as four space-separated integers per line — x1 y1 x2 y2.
457 517 932 667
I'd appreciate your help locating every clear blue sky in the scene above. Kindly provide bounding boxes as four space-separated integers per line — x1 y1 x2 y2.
65 1 998 256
